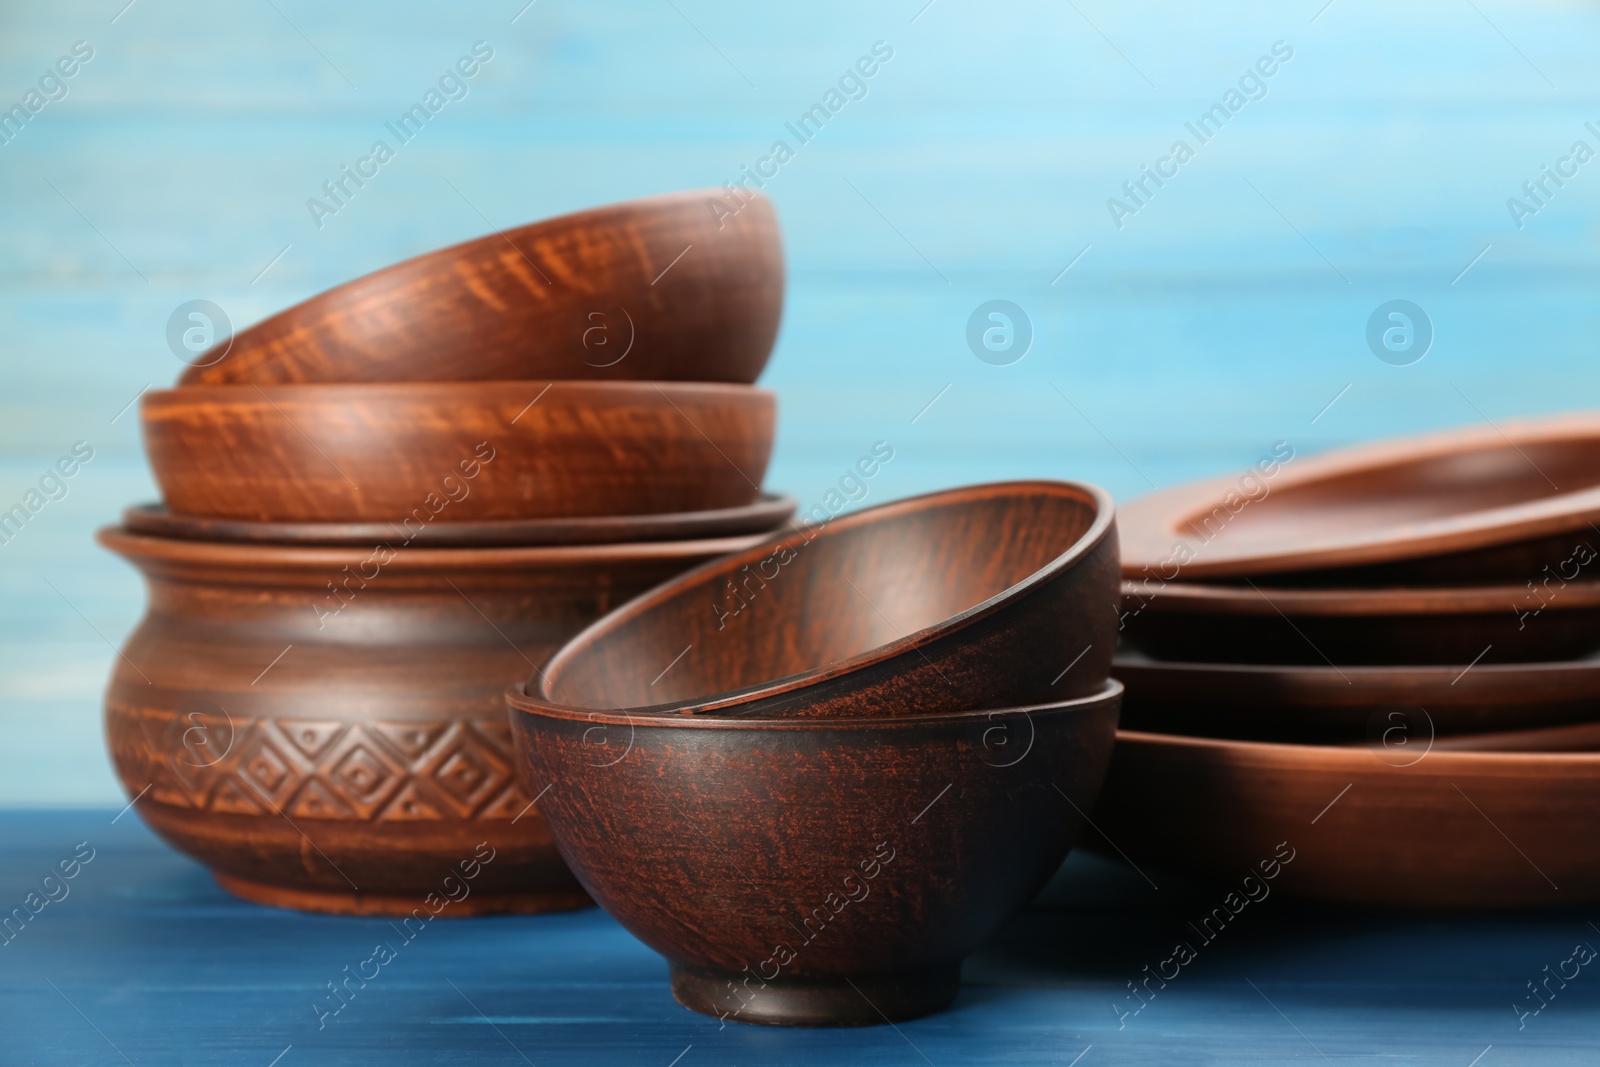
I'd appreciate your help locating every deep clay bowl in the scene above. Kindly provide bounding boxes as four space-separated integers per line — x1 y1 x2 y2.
1112 650 1600 744
143 381 774 522
1091 728 1600 909
534 481 1120 717
178 190 784 385
1120 413 1600 583
1117 578 1600 666
99 526 766 916
506 680 1123 1026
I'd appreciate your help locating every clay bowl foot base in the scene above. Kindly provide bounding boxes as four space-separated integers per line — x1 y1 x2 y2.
213 873 594 917
670 962 961 1027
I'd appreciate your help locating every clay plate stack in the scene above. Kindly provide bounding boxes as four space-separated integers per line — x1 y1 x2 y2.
101 190 791 916
507 480 1126 1026
1101 414 1600 908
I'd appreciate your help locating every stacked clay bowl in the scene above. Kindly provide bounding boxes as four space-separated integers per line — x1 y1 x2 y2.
101 190 790 916
507 481 1126 1025
1099 413 1600 908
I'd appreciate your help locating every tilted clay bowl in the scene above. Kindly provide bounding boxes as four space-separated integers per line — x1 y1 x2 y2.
178 190 784 385
506 680 1123 1025
1120 413 1600 582
535 481 1120 718
1117 578 1600 665
99 526 767 915
1091 729 1600 908
120 493 797 548
1113 650 1600 744
143 382 774 522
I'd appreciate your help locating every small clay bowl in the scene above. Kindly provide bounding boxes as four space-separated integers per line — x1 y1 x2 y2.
537 481 1121 717
1091 729 1600 908
1117 579 1600 666
143 382 774 523
506 680 1123 1026
1119 413 1600 582
1113 651 1600 743
99 526 765 916
178 190 784 385
120 494 797 548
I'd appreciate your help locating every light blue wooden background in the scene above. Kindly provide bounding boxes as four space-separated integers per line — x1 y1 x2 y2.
2 0 1597 805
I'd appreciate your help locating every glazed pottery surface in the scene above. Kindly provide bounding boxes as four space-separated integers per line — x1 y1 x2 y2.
538 481 1120 717
1112 651 1600 743
177 190 784 386
99 526 764 915
121 494 796 547
1092 729 1600 908
1120 414 1600 581
142 381 773 522
1118 578 1600 665
507 681 1123 1026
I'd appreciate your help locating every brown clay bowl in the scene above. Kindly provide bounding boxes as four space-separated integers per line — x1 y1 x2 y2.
506 680 1123 1026
1113 651 1600 744
178 190 784 385
142 382 774 522
120 494 797 548
1117 578 1600 666
536 481 1121 718
1090 729 1600 908
1429 719 1600 751
99 525 765 916
1120 413 1600 582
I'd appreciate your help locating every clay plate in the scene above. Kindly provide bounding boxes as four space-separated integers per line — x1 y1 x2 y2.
536 481 1121 717
1120 414 1600 582
178 190 784 385
143 381 773 522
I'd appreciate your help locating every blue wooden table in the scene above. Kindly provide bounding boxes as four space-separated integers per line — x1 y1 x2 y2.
4 810 1597 1065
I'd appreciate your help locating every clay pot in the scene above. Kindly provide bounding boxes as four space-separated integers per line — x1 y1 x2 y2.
177 190 784 386
99 526 768 915
506 681 1124 1025
538 481 1120 717
142 382 774 522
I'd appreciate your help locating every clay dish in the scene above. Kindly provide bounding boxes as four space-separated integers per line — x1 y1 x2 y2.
506 681 1123 1026
1091 729 1600 908
1117 578 1600 666
177 190 784 385
537 481 1120 718
120 494 796 548
1119 413 1600 581
143 382 773 523
1112 651 1600 743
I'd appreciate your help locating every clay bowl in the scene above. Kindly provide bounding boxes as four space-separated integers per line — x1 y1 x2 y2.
506 680 1124 1026
1119 413 1600 582
1113 651 1600 744
178 190 784 385
537 481 1121 718
1090 728 1600 908
99 525 765 916
1117 578 1600 666
120 494 797 548
142 382 774 523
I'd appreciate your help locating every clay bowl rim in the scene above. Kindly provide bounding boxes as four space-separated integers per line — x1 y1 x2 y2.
1119 412 1600 580
95 524 770 571
508 677 1124 730
119 493 798 548
1116 726 1600 768
1120 577 1600 616
177 188 779 384
533 479 1117 715
146 378 773 409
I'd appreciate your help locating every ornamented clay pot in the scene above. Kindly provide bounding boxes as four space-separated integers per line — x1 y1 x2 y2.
99 527 763 916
